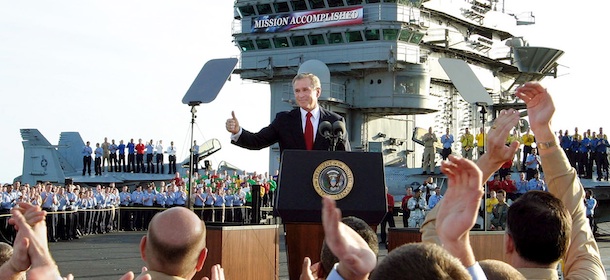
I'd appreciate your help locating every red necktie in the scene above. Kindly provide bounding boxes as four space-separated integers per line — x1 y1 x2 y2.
305 112 313 150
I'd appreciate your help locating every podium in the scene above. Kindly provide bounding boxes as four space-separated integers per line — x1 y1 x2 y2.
277 150 386 280
193 224 279 280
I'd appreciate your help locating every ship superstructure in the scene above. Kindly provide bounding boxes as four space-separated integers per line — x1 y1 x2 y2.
230 0 563 190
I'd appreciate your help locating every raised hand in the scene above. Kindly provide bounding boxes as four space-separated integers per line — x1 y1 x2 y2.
476 109 519 181
437 155 483 267
225 111 241 134
202 264 225 280
5 207 62 279
515 82 555 142
9 203 47 248
299 257 318 280
321 197 375 280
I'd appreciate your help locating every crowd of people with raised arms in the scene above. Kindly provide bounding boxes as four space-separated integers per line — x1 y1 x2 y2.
299 82 606 280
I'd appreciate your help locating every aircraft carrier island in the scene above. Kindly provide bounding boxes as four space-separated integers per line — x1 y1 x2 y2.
230 0 565 198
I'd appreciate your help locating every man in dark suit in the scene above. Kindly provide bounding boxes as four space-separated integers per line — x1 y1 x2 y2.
226 73 350 152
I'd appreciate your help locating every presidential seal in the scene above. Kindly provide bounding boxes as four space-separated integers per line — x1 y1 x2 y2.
312 160 354 200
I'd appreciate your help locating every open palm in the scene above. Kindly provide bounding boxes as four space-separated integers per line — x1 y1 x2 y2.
437 156 483 243
515 82 555 133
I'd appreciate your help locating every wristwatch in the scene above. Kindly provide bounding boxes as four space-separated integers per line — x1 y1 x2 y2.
537 141 557 150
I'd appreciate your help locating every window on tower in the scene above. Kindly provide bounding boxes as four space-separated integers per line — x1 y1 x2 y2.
346 30 364 42
383 29 399 40
399 29 413 43
328 32 344 44
291 36 308 47
273 37 290 48
291 0 308 11
256 4 273 15
237 40 256 52
274 2 290 13
410 32 424 44
328 0 345 7
308 0 326 9
364 29 380 41
237 5 255 17
308 34 326 45
255 38 272 49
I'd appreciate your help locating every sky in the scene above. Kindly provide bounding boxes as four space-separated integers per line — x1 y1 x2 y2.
0 1 607 183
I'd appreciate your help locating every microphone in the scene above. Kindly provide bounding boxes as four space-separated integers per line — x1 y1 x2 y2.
332 121 346 138
319 121 332 138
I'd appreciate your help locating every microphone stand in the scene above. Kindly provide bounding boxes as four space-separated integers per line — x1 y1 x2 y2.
320 120 345 151
330 136 338 151
321 133 337 152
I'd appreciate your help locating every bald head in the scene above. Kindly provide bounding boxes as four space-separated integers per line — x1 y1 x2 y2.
370 243 470 280
479 259 525 280
0 242 13 265
141 207 207 278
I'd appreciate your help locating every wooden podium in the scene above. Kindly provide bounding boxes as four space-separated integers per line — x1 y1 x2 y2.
193 224 279 280
387 228 508 262
277 150 387 280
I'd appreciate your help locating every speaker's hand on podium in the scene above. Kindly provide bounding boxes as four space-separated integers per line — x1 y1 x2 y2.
321 197 375 280
225 111 241 134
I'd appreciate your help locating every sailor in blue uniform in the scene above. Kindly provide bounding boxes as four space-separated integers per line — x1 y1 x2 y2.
82 141 93 176
131 185 144 230
94 143 103 176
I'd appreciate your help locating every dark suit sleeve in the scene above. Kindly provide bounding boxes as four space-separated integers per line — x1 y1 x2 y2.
231 114 283 150
232 111 304 151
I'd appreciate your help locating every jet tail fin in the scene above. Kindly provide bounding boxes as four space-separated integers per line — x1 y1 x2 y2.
57 132 85 174
20 129 67 184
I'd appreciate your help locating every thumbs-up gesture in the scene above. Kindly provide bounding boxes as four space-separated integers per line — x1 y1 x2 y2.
225 111 240 134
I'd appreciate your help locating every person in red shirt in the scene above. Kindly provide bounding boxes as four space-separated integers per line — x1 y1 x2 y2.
135 138 146 173
210 170 220 182
487 173 502 193
401 186 414 227
501 174 518 202
379 188 395 246
173 172 184 187
499 158 513 179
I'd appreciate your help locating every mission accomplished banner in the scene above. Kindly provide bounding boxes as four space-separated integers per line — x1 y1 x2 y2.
251 6 363 33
